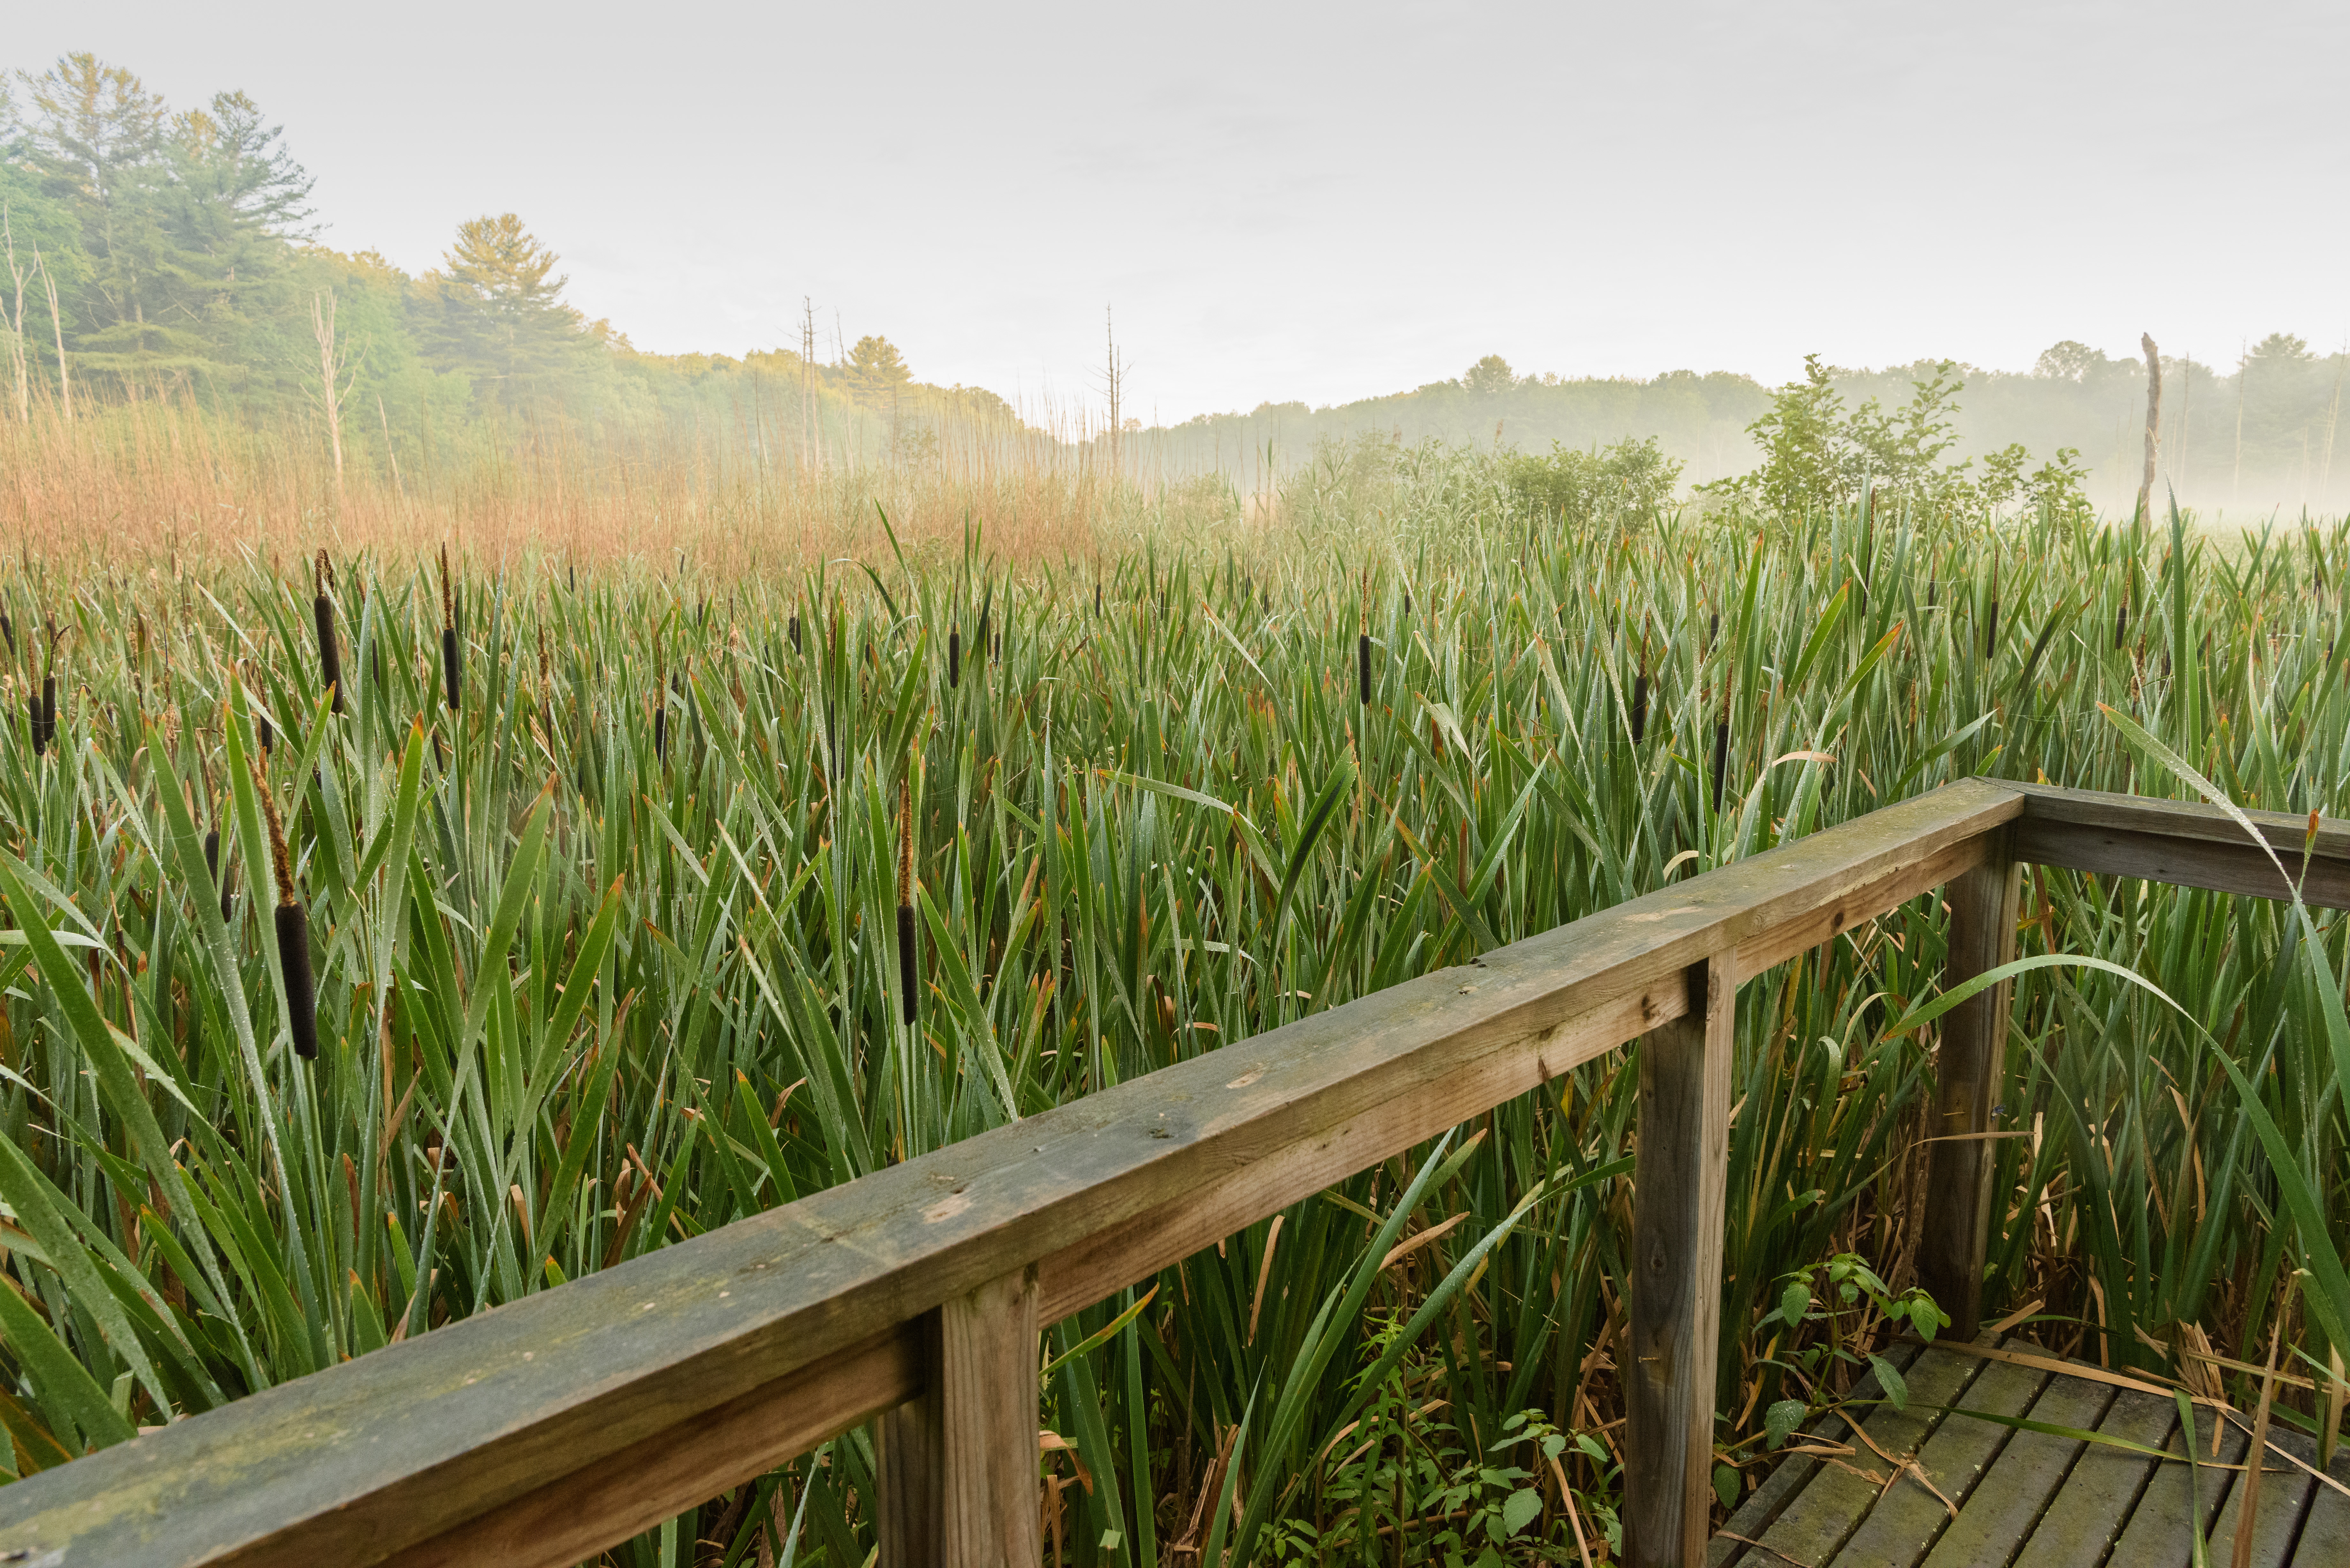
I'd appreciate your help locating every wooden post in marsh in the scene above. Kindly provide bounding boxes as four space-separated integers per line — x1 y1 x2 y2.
875 1269 1041 1568
2136 333 2162 526
1623 951 1735 1568
874 1315 943 1566
1920 828 2023 1341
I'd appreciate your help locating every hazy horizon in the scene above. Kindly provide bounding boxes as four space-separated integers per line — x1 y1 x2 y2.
15 1 2349 428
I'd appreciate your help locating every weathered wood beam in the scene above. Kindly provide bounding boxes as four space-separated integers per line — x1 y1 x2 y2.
2013 782 2350 909
1624 952 1736 1568
1919 825 2023 1341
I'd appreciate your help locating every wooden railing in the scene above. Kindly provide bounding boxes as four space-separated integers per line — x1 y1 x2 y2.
1 780 2344 1568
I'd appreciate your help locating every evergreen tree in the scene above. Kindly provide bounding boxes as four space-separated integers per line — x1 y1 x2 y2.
418 212 588 404
843 333 911 400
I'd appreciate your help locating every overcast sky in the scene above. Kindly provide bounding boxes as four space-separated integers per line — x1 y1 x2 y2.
15 2 2347 423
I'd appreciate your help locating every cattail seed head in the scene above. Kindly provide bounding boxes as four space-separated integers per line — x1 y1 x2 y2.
1631 672 1650 743
276 904 319 1060
206 825 232 922
1710 714 1731 811
254 759 318 1060
1983 595 2001 658
1357 631 1371 706
896 772 917 1026
653 700 667 762
949 626 961 688
314 551 343 715
2113 596 2129 651
28 692 45 757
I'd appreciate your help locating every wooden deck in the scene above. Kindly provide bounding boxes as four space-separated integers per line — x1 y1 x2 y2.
1710 1338 2350 1568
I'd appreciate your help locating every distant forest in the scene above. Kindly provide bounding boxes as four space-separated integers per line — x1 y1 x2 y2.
6 52 2345 519
1133 342 2350 518
0 55 1022 484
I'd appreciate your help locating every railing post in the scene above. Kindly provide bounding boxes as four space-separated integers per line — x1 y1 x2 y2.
1921 827 2022 1342
875 1268 1040 1568
1624 950 1735 1568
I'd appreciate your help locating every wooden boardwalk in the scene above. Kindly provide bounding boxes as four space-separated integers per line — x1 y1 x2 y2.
1709 1338 2350 1568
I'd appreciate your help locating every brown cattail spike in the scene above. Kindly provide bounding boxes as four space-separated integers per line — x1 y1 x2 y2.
896 772 917 1026
205 824 232 922
254 760 318 1059
314 549 344 715
1710 710 1731 812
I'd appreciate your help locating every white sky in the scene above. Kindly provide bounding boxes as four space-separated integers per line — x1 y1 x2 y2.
15 2 2349 423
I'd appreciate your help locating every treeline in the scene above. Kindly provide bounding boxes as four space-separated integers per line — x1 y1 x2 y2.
0 54 1028 491
8 53 2346 522
1131 342 2350 518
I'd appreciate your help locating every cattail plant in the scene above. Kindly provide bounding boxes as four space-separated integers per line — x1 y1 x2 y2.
1357 621 1371 706
205 822 233 923
896 772 918 1027
2114 586 2130 651
256 760 319 1060
1982 563 2000 659
1631 667 1650 744
438 544 461 712
1710 705 1730 811
36 614 58 754
314 550 344 714
949 624 961 688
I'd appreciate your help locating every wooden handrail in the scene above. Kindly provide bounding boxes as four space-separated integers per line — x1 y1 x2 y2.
0 779 2339 1568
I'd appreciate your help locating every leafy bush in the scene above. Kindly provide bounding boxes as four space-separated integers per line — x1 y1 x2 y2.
1702 354 2091 521
1504 435 1685 525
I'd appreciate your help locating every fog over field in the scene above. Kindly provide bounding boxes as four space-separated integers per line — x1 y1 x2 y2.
6 2 2347 518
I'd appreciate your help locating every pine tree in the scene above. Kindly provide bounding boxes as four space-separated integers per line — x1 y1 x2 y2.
418 213 588 405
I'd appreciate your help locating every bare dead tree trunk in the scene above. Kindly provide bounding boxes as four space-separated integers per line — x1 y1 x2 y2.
2136 333 2161 525
37 252 69 421
311 291 361 498
1104 306 1126 486
2233 339 2248 505
1 207 28 424
377 394 406 502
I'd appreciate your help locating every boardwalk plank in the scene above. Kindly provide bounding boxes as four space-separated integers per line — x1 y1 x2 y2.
1709 1345 1922 1568
1917 1363 2112 1567
2106 1410 2250 1568
2289 1447 2350 1561
2206 1423 2316 1568
1745 1344 1991 1568
1824 1351 2048 1568
2007 1386 2176 1568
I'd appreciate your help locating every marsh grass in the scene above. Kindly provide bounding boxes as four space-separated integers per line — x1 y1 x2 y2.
0 443 2341 1564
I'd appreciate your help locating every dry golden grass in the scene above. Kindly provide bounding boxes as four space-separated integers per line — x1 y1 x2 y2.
0 394 1177 571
